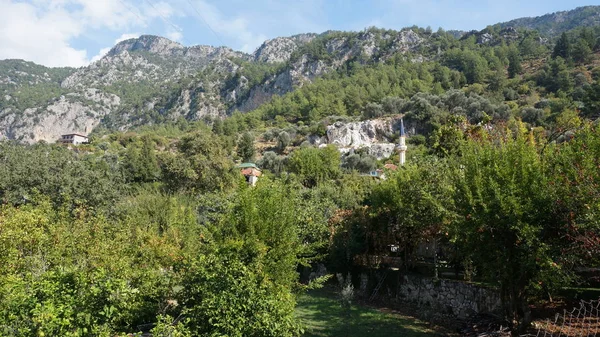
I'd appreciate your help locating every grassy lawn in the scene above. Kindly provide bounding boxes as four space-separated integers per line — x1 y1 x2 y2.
295 287 446 337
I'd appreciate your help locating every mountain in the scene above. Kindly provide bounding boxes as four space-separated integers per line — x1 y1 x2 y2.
1 5 599 143
0 29 425 143
252 34 317 63
495 5 600 38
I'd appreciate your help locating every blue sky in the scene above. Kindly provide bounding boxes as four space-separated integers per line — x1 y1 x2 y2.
0 0 597 67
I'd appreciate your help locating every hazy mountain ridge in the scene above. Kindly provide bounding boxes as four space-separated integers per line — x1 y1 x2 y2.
495 5 600 37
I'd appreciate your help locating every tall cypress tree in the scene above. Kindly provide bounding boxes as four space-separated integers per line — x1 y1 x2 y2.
507 46 522 78
237 132 256 162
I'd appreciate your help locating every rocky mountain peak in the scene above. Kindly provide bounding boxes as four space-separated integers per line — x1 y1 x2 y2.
108 35 185 57
106 35 248 61
60 35 249 90
252 33 317 63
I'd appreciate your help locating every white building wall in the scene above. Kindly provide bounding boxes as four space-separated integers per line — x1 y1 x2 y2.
248 175 258 186
72 135 88 145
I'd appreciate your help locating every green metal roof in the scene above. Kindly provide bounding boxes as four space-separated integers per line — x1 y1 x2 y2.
235 163 259 169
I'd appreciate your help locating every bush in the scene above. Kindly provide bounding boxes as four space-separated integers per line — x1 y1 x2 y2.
150 315 192 337
180 250 300 337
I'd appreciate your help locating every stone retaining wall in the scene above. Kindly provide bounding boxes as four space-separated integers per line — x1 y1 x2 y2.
398 274 501 318
361 272 501 318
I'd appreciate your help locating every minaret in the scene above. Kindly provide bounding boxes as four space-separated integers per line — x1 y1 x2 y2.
398 119 407 166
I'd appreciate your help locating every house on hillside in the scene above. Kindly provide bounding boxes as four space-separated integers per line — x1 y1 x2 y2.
384 163 398 171
365 164 398 180
59 133 88 145
366 169 386 180
236 163 262 186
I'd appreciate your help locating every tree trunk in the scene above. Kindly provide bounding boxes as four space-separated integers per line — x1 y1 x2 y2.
501 283 532 336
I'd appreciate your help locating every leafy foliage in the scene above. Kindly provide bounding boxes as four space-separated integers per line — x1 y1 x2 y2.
450 130 560 331
2 12 600 337
160 130 237 192
288 145 342 187
237 131 256 162
0 142 123 207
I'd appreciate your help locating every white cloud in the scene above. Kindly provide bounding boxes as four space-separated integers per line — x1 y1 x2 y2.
76 0 143 28
90 33 140 63
166 30 184 42
0 0 182 67
0 1 88 67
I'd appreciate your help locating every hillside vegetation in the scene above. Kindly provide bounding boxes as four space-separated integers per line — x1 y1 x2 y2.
1 6 600 337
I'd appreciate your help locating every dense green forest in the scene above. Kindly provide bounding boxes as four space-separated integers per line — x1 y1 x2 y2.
1 21 600 337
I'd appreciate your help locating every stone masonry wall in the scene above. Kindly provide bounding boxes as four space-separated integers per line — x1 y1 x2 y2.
397 274 501 318
360 272 501 319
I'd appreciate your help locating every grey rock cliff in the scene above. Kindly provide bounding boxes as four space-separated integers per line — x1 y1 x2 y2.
0 29 427 142
236 29 424 113
252 34 316 63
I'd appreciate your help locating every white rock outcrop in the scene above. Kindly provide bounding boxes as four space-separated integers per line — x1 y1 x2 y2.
325 117 402 159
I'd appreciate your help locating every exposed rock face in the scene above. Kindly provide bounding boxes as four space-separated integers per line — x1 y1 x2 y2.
0 90 118 143
391 30 424 53
236 29 424 112
31 99 106 142
367 143 397 160
477 32 494 44
63 35 245 89
327 120 391 148
462 28 521 46
499 27 519 41
236 53 333 112
108 35 247 61
324 117 404 159
108 35 185 57
62 51 161 88
252 34 316 63
1 29 425 143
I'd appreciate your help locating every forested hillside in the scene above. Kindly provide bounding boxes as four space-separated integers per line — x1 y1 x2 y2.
1 5 600 337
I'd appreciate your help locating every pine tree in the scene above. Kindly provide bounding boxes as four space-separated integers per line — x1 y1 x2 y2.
553 32 572 60
572 38 592 64
139 136 159 182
